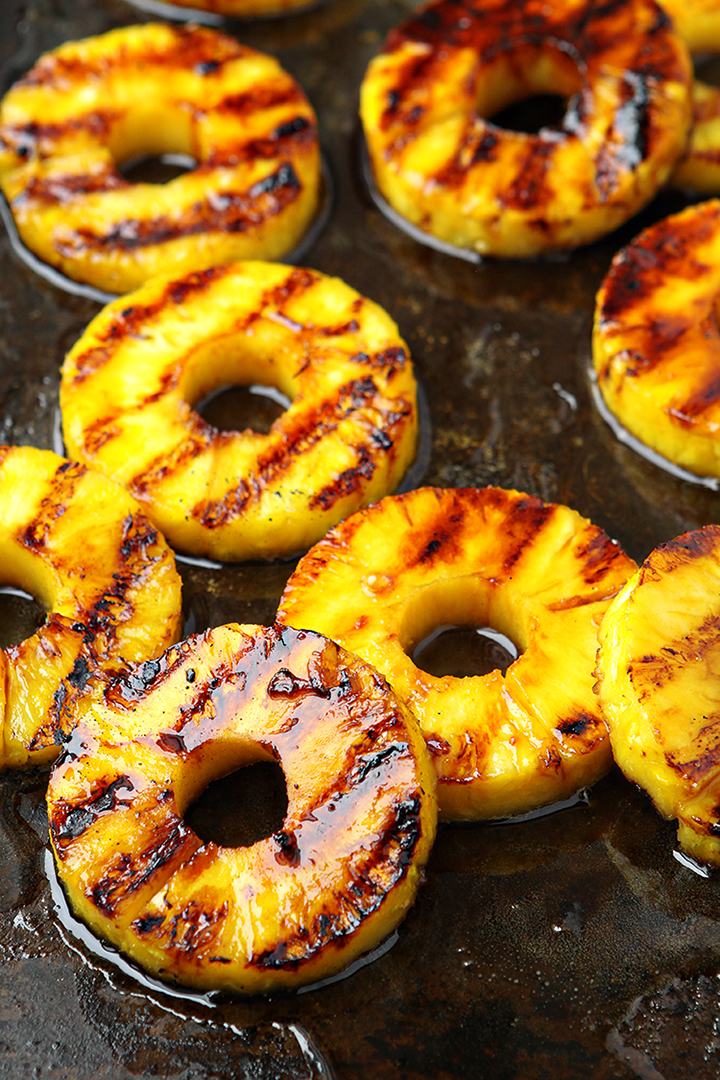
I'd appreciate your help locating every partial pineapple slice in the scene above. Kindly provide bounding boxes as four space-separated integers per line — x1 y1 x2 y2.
359 0 691 258
0 446 182 768
47 623 437 994
0 23 320 294
61 261 418 561
670 81 720 194
278 487 637 821
150 0 317 15
597 526 720 868
593 199 720 480
661 0 720 52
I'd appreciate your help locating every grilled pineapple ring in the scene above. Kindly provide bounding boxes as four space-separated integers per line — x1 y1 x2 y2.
593 199 720 480
0 23 320 294
0 445 182 769
597 526 720 868
46 623 437 994
278 487 637 821
359 0 692 258
61 261 418 562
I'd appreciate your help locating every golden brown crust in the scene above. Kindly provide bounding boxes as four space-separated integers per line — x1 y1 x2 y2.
278 486 637 820
0 446 182 768
360 0 692 257
0 24 320 293
47 623 437 993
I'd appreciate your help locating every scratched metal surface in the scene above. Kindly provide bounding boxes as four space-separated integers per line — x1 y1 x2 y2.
1 1 720 1078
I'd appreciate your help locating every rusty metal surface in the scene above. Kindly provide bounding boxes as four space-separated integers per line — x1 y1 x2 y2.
2 1 720 1077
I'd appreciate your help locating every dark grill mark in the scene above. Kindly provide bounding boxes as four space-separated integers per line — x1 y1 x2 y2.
50 775 135 848
53 165 303 255
90 816 195 918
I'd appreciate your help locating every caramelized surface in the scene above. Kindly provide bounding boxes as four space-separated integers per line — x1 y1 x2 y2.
0 23 320 293
278 486 637 820
360 0 691 257
593 199 720 478
46 623 437 994
0 446 182 768
61 261 418 561
597 525 720 866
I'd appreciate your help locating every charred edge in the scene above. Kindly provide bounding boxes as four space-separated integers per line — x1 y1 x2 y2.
103 639 195 710
53 165 302 255
498 138 557 212
50 775 135 848
576 530 628 585
215 81 307 119
498 493 554 573
13 167 126 206
90 817 191 918
652 526 720 569
3 113 115 163
669 373 720 423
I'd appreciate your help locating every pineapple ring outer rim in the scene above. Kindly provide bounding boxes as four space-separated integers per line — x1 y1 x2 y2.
359 0 693 258
596 524 720 868
126 0 328 21
46 622 438 995
0 23 321 294
60 260 419 562
592 198 720 480
278 485 639 821
0 445 183 769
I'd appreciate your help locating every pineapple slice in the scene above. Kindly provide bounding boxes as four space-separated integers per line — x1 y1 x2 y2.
0 445 182 768
597 525 720 868
670 81 720 194
277 487 637 821
359 0 691 258
46 623 437 995
61 261 418 562
593 199 720 480
0 23 320 294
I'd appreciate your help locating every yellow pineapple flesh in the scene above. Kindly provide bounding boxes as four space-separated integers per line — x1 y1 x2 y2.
61 261 418 561
46 623 437 994
0 23 320 294
0 445 182 768
278 486 637 821
593 199 720 479
597 525 720 867
670 81 720 194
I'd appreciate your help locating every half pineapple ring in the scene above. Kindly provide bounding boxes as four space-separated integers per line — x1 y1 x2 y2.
278 487 637 821
0 445 182 769
593 199 720 479
47 623 437 995
0 23 320 294
61 261 418 562
597 526 720 868
359 0 691 258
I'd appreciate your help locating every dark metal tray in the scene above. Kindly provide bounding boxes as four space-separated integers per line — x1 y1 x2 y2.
2 1 720 1077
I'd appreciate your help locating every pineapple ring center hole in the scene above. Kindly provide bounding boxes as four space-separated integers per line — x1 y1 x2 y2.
412 624 519 679
118 153 198 185
184 760 289 849
0 586 46 649
478 43 582 136
490 94 569 135
196 383 292 435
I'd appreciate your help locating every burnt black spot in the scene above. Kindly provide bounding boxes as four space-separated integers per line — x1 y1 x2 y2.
273 116 311 139
186 668 196 684
66 655 91 691
248 162 300 198
51 775 135 845
273 829 300 867
133 913 166 934
355 742 407 784
196 59 220 75
558 714 591 737
267 668 332 700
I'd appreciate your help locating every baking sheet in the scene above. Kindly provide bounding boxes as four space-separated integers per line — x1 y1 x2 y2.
2 1 720 1077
